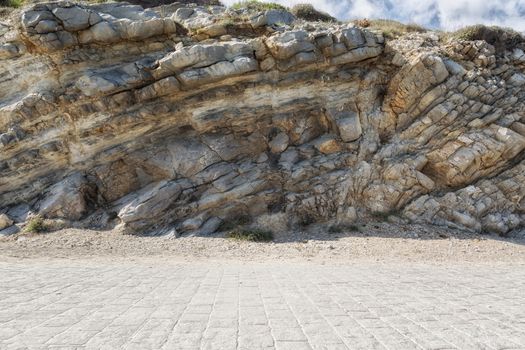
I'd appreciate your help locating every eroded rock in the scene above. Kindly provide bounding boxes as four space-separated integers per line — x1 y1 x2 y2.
0 2 524 236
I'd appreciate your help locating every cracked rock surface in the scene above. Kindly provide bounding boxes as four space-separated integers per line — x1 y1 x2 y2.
1 2 524 236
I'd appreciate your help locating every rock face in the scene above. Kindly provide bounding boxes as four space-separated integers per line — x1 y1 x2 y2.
1 2 524 236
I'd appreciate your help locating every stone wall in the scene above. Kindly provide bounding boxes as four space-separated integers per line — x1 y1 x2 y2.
1 2 524 236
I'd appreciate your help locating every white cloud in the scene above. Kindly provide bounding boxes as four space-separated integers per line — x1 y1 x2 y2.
221 0 525 32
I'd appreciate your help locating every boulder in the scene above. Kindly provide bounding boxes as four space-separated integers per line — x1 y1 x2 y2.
334 112 362 142
265 31 315 60
0 214 13 230
21 10 55 30
38 174 96 221
250 9 295 28
118 180 189 225
52 6 91 31
338 27 365 49
0 43 20 59
509 73 525 87
35 20 59 34
79 21 120 44
269 132 289 153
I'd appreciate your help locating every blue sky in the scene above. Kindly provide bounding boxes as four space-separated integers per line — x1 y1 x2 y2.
223 0 525 32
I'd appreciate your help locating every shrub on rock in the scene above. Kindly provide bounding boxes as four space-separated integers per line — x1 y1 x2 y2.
291 3 335 22
231 0 287 12
358 19 426 38
449 25 524 54
24 216 47 233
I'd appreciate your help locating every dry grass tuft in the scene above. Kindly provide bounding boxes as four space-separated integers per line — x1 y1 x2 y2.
355 18 427 39
231 0 287 12
445 25 524 54
291 3 335 22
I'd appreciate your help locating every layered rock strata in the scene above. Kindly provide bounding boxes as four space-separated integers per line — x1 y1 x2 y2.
1 2 524 236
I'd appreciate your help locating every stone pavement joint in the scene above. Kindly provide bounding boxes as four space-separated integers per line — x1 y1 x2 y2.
0 261 524 350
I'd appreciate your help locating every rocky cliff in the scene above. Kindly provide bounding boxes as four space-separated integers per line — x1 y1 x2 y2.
1 1 524 236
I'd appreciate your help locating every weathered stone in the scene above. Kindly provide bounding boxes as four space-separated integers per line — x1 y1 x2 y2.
52 6 91 31
313 136 342 154
338 27 365 49
21 10 55 29
35 20 59 34
250 10 295 28
0 43 19 59
38 174 95 220
181 214 206 231
79 21 120 43
0 224 19 236
118 180 187 225
265 31 315 60
336 206 357 224
0 214 13 230
1 2 525 236
177 57 258 87
269 132 289 153
509 73 525 86
335 113 362 142
330 46 382 65
198 24 227 37
155 43 239 75
265 9 294 26
122 18 165 40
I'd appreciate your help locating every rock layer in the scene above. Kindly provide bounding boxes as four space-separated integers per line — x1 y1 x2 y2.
1 2 524 236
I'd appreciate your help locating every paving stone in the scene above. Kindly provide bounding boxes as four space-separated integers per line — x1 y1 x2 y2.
0 261 524 349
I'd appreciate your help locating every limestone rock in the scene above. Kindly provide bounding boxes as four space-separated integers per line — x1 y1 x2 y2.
250 10 295 28
329 111 362 142
37 174 96 221
1 2 524 236
265 31 315 60
313 136 342 154
178 57 258 87
118 180 189 228
269 132 289 153
0 214 13 230
52 6 91 31
0 224 20 236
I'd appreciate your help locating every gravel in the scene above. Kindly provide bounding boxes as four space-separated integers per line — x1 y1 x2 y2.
1 222 524 264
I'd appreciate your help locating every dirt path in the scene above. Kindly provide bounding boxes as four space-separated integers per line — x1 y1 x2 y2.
1 222 524 264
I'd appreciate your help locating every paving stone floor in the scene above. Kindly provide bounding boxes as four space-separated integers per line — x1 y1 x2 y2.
0 260 524 350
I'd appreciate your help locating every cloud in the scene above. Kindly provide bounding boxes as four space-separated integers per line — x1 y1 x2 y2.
221 0 525 32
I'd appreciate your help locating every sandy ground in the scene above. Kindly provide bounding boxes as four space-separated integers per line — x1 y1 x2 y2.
1 222 524 264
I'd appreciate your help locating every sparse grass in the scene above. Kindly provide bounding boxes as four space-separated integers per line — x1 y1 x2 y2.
226 228 274 242
291 3 335 22
24 215 48 233
328 224 360 234
445 24 523 54
0 0 24 8
230 0 287 12
357 19 427 39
